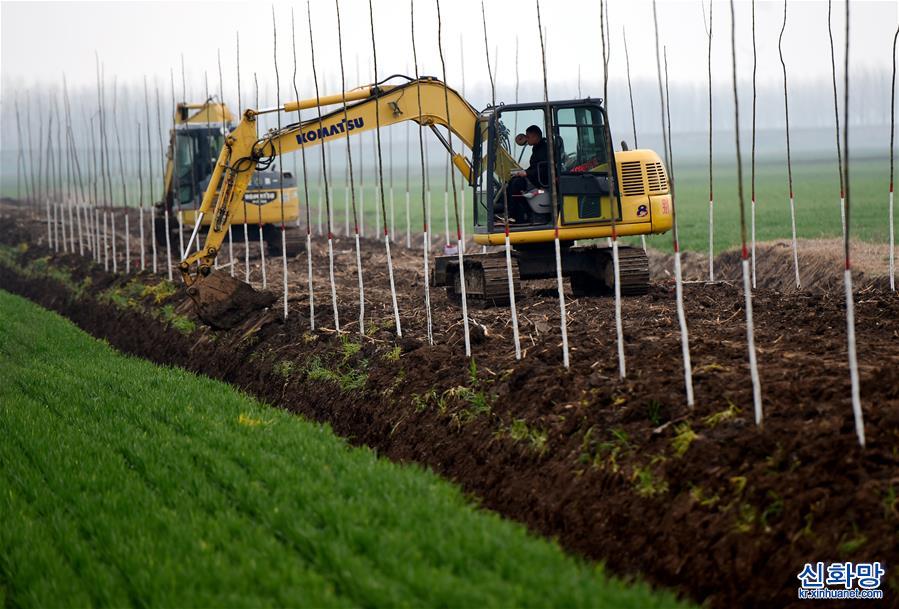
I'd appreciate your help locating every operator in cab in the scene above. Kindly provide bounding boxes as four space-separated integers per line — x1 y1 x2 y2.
505 124 549 223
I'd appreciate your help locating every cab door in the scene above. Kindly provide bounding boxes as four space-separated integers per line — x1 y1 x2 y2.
550 103 621 227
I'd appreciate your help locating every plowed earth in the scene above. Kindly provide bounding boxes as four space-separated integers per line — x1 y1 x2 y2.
3 203 898 608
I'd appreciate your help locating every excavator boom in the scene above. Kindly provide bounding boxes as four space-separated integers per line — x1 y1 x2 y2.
179 77 501 326
178 75 673 326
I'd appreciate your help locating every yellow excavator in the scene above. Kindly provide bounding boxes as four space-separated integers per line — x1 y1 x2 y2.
179 76 673 326
156 99 303 256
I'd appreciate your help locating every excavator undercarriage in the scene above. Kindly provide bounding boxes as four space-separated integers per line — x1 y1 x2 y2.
434 243 650 306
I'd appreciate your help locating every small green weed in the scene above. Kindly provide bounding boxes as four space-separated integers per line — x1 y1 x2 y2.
579 427 631 473
445 386 492 427
142 280 178 304
159 304 196 334
502 419 549 456
760 491 784 531
703 401 740 428
729 476 748 495
274 360 295 379
305 356 367 392
339 335 362 362
689 485 720 508
645 400 663 427
734 503 757 533
838 534 868 555
671 423 697 458
633 466 668 497
412 389 438 413
883 485 898 519
468 358 479 386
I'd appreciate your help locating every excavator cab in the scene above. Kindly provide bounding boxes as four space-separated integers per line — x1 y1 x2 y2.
468 98 672 250
472 100 620 237
171 124 226 208
434 97 673 303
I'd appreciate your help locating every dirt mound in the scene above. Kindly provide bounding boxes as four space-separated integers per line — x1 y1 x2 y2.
650 238 893 293
188 270 277 329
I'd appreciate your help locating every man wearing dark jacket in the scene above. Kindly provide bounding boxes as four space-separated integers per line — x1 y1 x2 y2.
517 124 549 186
505 124 548 223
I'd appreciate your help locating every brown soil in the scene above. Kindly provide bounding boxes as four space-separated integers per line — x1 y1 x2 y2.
650 238 893 293
3 204 899 609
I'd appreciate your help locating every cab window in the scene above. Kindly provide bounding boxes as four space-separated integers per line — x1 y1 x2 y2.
173 128 225 207
554 106 607 173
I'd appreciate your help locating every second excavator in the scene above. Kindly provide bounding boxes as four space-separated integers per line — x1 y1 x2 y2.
179 76 673 327
156 99 304 257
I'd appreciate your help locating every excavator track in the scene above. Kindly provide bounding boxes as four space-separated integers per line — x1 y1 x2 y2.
442 252 521 308
608 246 650 296
568 244 650 297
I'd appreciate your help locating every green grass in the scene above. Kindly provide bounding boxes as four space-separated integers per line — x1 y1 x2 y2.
637 155 891 254
0 289 687 609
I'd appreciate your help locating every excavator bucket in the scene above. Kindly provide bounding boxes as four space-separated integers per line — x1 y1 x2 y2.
187 271 276 330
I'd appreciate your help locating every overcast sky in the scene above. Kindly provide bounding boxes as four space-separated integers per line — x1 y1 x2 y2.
1 0 897 173
2 0 897 103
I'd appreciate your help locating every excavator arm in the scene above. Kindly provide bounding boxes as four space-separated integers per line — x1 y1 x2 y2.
179 77 511 286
